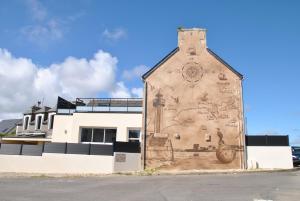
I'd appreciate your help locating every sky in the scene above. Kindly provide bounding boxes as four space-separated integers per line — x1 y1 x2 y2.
0 0 299 145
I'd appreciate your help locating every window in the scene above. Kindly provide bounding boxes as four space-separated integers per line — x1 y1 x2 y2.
24 116 30 130
48 114 55 129
36 115 42 130
128 129 141 142
81 128 116 144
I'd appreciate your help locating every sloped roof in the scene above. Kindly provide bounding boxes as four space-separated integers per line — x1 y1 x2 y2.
0 119 22 134
142 47 179 80
206 48 243 79
34 106 51 114
142 47 243 80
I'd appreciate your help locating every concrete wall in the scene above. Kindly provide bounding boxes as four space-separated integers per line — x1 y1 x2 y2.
52 113 142 143
0 153 114 174
247 146 293 169
114 152 141 172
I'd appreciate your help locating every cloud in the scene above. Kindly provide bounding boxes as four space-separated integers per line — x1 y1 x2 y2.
102 28 127 42
25 0 47 21
131 88 143 98
21 0 83 46
0 48 118 119
21 19 64 45
110 82 131 98
122 65 149 80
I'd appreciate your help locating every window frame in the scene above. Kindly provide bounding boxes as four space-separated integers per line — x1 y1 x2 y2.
80 127 117 144
127 128 141 142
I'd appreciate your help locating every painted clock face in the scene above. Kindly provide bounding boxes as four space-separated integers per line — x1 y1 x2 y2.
182 62 203 83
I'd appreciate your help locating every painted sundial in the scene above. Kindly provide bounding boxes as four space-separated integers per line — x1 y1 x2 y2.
182 62 203 83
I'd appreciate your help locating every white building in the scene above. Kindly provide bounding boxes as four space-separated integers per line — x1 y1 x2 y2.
2 97 142 145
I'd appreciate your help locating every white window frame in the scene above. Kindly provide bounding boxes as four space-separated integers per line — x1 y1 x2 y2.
80 127 117 145
23 115 31 130
48 112 56 130
127 127 141 142
35 114 44 130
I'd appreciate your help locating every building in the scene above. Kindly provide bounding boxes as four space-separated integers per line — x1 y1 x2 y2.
52 97 143 144
0 28 293 174
142 28 245 170
0 119 22 135
2 96 143 145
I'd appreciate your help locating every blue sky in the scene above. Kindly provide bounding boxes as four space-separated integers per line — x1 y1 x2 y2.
0 0 299 145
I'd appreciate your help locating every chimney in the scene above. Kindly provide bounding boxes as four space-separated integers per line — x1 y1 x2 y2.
177 28 207 55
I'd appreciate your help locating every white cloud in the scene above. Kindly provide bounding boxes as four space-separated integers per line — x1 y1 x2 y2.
122 65 149 80
110 82 131 98
131 88 143 98
0 48 118 119
21 19 64 45
22 0 83 46
102 28 127 42
25 0 47 21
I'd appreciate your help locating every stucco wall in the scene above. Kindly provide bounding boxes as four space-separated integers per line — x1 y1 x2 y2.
114 152 141 172
52 113 142 143
143 28 245 170
247 146 293 169
0 153 114 174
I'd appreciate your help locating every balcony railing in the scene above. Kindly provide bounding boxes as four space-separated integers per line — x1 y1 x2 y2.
75 98 143 113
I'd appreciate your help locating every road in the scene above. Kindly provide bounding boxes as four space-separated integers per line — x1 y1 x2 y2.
0 170 299 201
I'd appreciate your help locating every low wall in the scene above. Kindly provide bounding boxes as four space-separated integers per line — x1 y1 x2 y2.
114 152 141 172
0 153 114 174
0 142 141 174
247 146 293 169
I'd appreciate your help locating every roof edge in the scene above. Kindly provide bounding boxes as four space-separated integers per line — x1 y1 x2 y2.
207 48 243 79
142 47 179 80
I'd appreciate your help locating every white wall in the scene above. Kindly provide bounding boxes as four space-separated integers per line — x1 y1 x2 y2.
52 115 73 142
0 153 114 174
114 152 141 172
247 146 293 169
52 113 142 143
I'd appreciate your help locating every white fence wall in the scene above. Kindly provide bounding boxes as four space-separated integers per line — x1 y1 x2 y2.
247 146 293 169
114 152 141 172
0 153 114 174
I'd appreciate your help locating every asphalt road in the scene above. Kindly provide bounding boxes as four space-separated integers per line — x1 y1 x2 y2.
0 171 299 201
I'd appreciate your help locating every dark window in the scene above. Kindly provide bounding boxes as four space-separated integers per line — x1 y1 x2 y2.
93 129 104 142
36 116 42 130
105 129 116 143
24 117 29 130
81 128 92 142
80 128 116 143
128 129 140 142
49 115 54 129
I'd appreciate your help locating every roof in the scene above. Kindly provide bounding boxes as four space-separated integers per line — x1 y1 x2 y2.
142 47 243 80
206 48 243 79
0 119 22 134
24 105 41 115
34 106 51 114
142 47 179 80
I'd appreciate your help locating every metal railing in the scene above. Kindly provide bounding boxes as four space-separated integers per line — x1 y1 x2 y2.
75 98 143 113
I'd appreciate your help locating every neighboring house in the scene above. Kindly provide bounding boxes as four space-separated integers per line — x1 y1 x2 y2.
142 28 245 170
2 103 56 144
0 119 22 135
2 96 143 145
52 97 143 144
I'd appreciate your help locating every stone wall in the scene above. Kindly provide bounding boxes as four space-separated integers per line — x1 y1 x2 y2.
143 28 245 170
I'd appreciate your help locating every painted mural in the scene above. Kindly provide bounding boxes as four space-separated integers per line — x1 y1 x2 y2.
144 29 244 170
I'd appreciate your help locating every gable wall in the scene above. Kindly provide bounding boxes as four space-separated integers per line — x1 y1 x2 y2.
143 29 245 170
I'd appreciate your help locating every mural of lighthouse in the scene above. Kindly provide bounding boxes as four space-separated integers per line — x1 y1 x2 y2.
153 90 165 135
